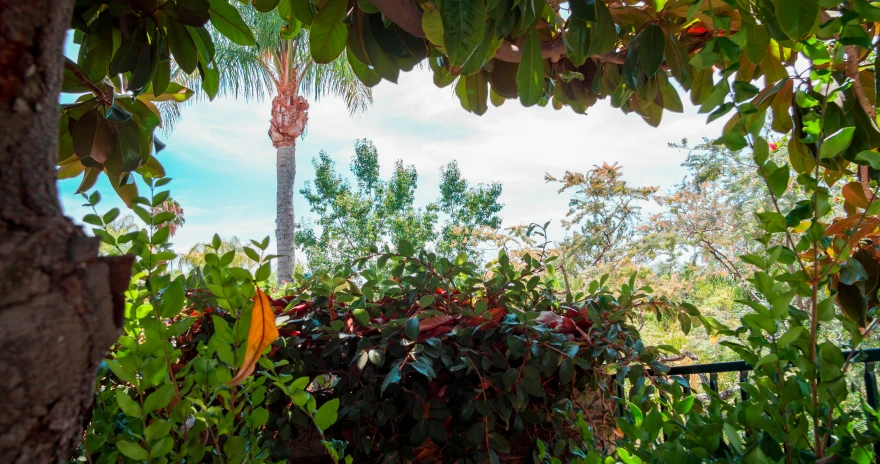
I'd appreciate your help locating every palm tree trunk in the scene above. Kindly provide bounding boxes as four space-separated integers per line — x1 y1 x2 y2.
276 143 296 282
269 79 309 285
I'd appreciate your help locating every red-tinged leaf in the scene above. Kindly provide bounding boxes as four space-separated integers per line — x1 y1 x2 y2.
419 315 456 332
73 108 113 163
488 307 506 322
826 215 862 236
843 181 871 209
226 288 279 387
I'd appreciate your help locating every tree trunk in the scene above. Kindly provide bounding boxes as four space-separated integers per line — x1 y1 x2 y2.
269 78 308 284
0 2 131 462
276 144 297 282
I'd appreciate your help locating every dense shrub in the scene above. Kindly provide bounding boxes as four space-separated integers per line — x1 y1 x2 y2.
261 248 694 462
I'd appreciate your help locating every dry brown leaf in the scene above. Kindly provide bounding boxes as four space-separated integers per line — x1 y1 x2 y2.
226 287 279 387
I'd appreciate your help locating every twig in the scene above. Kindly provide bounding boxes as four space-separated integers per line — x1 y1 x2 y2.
64 60 110 105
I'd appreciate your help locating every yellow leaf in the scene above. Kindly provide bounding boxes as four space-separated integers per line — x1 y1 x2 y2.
792 220 811 233
226 287 279 387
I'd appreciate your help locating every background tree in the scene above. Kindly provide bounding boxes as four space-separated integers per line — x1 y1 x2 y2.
178 5 373 284
296 139 503 272
547 164 658 281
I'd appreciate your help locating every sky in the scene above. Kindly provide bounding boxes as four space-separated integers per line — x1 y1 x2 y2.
59 44 726 258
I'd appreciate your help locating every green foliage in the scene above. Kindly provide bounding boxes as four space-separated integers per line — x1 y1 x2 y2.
70 182 345 464
261 241 695 462
296 139 503 272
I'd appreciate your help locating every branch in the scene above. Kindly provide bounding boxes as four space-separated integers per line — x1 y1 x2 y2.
64 59 109 104
370 0 624 64
700 238 761 302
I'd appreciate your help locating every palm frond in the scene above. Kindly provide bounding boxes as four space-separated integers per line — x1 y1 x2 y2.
167 5 372 129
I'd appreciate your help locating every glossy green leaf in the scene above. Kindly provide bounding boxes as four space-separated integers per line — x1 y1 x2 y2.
115 390 143 418
310 0 349 64
353 308 370 326
516 29 543 107
638 24 665 78
144 384 174 413
569 0 597 22
674 396 695 414
314 398 339 431
743 22 771 64
167 20 198 74
207 0 256 46
819 127 855 159
463 72 489 115
398 239 414 256
405 316 419 340
200 63 219 100
441 0 486 67
588 0 616 55
776 0 820 41
116 441 149 461
567 18 591 66
252 0 279 12
347 47 381 87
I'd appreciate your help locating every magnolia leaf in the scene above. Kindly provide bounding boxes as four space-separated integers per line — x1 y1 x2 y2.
776 0 820 41
226 287 279 386
207 0 256 46
638 24 665 78
517 29 543 107
347 47 381 87
743 22 771 64
139 82 195 102
570 0 596 22
842 181 871 209
819 127 855 159
252 0 279 12
310 0 348 64
588 0 616 55
441 0 486 67
73 109 113 163
167 20 198 74
837 283 869 327
855 150 880 169
566 18 591 66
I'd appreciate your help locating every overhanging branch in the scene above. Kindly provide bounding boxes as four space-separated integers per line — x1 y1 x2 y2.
370 0 625 64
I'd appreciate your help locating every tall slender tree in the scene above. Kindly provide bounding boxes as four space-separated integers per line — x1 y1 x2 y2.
178 7 372 283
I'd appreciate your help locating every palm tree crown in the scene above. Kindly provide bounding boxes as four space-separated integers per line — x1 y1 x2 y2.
181 6 372 116
175 5 373 284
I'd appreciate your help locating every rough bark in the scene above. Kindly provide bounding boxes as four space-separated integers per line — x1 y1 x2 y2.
275 144 297 283
0 1 131 462
269 79 309 284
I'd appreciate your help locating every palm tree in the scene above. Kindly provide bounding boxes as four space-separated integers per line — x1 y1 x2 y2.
178 7 372 284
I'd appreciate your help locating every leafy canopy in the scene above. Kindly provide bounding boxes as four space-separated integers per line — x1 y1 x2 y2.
296 139 503 272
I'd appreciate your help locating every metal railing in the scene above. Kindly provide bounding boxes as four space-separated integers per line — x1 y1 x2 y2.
620 348 880 455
